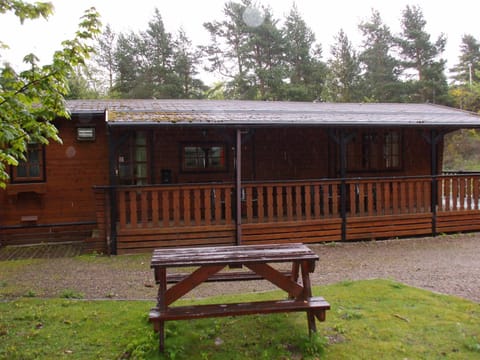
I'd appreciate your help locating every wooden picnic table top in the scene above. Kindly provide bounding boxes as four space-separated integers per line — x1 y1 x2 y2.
150 243 318 268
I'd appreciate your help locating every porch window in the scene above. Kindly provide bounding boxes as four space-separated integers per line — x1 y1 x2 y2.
348 130 402 171
11 143 45 182
384 131 400 168
182 144 226 171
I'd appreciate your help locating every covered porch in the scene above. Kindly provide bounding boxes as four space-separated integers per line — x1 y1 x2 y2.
84 100 480 254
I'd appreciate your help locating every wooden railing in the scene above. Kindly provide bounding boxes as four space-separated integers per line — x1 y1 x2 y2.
241 180 341 223
113 174 480 230
438 174 480 211
345 177 432 216
116 183 235 229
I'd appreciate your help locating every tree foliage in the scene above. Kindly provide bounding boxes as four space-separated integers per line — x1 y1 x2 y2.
325 29 361 102
202 1 326 100
396 5 448 103
59 1 480 110
283 4 326 101
358 10 402 102
97 8 205 99
449 35 480 112
0 2 101 188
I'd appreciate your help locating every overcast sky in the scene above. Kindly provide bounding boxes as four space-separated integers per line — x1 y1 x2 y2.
1 0 479 84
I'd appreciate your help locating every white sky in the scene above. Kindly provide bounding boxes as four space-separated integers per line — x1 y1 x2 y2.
1 0 479 84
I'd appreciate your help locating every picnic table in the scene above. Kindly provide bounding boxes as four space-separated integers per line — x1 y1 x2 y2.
149 243 330 352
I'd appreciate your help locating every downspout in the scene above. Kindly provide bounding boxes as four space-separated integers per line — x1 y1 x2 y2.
106 112 118 255
235 128 242 245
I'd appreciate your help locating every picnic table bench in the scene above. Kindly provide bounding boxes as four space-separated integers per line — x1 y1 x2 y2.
149 243 330 352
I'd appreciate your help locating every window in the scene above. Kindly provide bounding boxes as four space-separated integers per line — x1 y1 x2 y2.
11 144 45 182
182 144 226 171
347 130 402 171
384 131 400 168
117 131 149 185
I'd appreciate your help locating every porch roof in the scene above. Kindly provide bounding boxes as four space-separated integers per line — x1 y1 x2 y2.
66 99 480 128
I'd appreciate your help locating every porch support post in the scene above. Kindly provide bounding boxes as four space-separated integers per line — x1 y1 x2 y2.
423 129 443 237
339 130 348 242
235 128 242 245
107 122 118 255
431 129 444 237
328 130 354 242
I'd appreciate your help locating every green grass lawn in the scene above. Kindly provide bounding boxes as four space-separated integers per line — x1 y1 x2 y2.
0 279 479 359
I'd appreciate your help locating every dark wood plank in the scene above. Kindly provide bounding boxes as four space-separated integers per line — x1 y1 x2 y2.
166 270 292 284
151 243 318 268
149 297 330 321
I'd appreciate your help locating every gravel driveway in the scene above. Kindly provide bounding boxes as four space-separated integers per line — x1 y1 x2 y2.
1 233 479 303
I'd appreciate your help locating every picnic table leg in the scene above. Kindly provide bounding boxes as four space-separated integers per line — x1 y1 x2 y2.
300 261 317 334
159 321 165 352
156 268 167 352
287 261 300 299
291 262 300 283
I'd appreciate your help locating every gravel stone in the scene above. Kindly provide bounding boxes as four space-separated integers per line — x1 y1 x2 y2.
2 234 479 303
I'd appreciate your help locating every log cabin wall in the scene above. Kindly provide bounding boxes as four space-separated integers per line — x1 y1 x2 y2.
0 114 109 251
147 126 436 184
148 127 335 184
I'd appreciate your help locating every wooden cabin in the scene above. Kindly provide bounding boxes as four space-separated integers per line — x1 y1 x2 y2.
1 100 480 254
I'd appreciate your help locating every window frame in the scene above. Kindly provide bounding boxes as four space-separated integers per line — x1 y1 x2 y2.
10 143 46 183
180 142 228 173
346 129 403 172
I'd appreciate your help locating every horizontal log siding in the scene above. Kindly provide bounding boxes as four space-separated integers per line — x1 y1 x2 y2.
437 211 480 233
242 219 342 245
346 214 433 241
116 225 236 254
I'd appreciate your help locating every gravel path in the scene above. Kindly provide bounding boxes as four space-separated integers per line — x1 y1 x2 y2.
1 234 479 303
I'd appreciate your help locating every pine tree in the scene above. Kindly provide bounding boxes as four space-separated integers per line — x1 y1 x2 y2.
283 4 327 101
450 34 480 85
325 29 361 102
396 5 448 103
93 24 117 94
173 29 206 98
203 0 252 99
358 10 402 102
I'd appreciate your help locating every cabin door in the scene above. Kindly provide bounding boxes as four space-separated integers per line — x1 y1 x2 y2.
117 131 149 185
